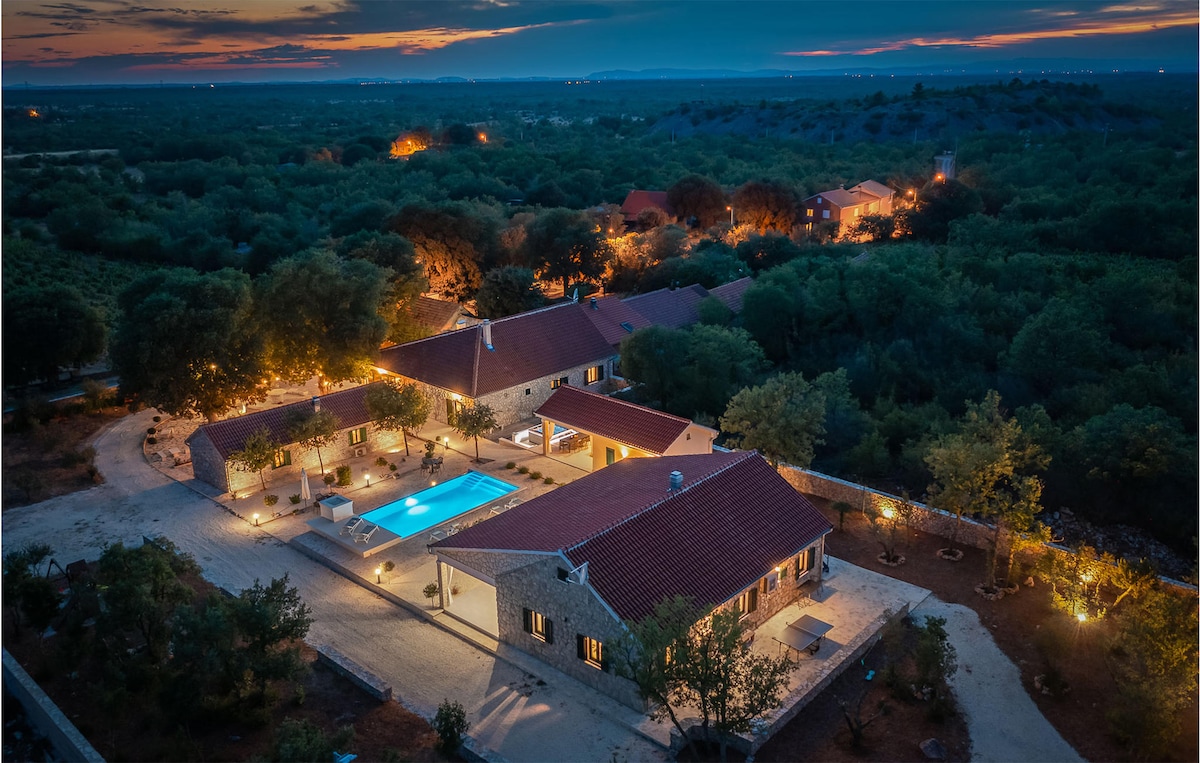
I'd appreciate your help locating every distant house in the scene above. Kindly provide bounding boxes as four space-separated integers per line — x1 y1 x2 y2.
406 295 472 335
429 451 832 708
186 383 402 495
528 385 715 470
801 181 896 234
620 189 675 229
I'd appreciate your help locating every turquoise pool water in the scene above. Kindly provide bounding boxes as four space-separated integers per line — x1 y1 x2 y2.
361 472 518 539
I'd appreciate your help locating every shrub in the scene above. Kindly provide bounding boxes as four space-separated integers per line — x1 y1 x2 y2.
272 718 354 763
375 456 389 467
146 437 157 445
832 501 853 530
323 473 337 486
147 427 157 435
505 462 516 470
517 466 530 474
264 495 279 507
388 462 397 471
529 471 542 480
544 477 554 485
434 699 470 755
289 494 302 505
335 465 352 486
382 560 395 573
152 415 162 422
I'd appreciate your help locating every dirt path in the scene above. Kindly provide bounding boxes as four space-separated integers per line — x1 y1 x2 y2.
911 598 1083 763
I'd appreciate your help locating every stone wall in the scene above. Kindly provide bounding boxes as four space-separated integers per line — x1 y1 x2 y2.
477 359 615 429
315 645 393 702
3 650 104 763
189 432 229 491
221 427 407 497
495 555 643 709
728 537 827 632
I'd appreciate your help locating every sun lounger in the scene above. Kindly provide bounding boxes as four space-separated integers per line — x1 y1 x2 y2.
429 529 449 542
352 523 379 544
338 517 365 536
504 497 523 509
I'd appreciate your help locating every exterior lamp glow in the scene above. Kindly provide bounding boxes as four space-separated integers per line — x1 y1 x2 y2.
1076 612 1087 622
364 468 371 487
375 567 382 584
726 205 734 225
253 512 260 526
881 506 895 520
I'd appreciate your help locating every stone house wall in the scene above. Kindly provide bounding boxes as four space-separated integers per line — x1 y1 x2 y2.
723 536 828 632
189 432 230 492
475 359 615 430
495 555 643 710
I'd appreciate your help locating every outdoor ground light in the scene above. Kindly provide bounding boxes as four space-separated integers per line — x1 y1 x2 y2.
375 567 382 584
364 468 371 487
253 512 260 526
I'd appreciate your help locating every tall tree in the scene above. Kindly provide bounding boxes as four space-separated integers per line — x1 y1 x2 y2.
3 285 106 387
731 180 799 234
364 380 431 456
337 230 430 343
230 574 313 700
720 372 827 468
450 403 498 463
924 390 1048 587
286 408 339 474
667 175 727 229
257 250 390 392
682 325 767 419
619 326 690 411
228 427 280 491
474 265 545 319
111 269 267 422
387 203 491 300
527 208 610 295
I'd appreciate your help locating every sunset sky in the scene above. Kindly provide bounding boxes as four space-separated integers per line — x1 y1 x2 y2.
3 1 1197 86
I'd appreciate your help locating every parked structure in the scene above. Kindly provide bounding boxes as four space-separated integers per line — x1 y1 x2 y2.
429 450 832 709
801 180 896 234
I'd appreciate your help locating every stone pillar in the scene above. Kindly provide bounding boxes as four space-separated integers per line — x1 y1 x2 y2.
541 417 553 457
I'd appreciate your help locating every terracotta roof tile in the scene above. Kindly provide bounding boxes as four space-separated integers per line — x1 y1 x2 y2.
186 383 378 459
433 451 831 622
580 295 652 347
850 180 893 199
622 284 710 328
376 303 616 397
534 386 696 454
407 295 464 333
620 190 674 218
707 276 752 314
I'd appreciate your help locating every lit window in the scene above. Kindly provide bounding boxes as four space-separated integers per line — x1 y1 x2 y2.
272 449 292 469
736 588 758 618
578 635 604 669
348 427 367 446
550 376 569 390
585 365 605 384
806 208 813 217
523 608 554 643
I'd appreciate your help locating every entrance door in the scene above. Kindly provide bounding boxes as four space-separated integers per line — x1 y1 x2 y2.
446 398 465 422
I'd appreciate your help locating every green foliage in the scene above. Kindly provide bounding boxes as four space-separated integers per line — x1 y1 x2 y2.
272 718 355 763
527 208 610 295
365 379 431 457
475 265 544 318
229 428 281 491
423 582 440 604
720 372 827 468
2 542 60 640
450 403 498 462
434 699 470 754
3 285 106 387
667 175 727 229
286 409 340 474
264 494 279 507
335 465 352 486
732 180 799 235
529 471 542 480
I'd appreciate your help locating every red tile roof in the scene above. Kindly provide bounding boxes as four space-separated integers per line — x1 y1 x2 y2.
803 188 860 208
622 284 709 328
407 295 464 333
433 451 831 622
376 302 617 398
580 295 652 347
707 276 752 314
620 190 674 219
186 383 378 458
535 386 696 454
850 180 894 199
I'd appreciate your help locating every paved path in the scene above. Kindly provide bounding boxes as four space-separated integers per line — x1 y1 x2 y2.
911 598 1084 763
1 410 666 763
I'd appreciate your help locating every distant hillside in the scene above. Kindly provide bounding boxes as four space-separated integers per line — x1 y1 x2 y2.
649 78 1166 143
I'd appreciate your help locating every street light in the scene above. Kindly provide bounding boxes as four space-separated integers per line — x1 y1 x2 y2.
726 205 734 225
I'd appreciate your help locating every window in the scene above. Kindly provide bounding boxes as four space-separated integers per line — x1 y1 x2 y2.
766 571 780 592
272 449 292 469
578 635 605 669
797 547 816 577
348 427 367 446
735 588 758 618
605 447 615 466
525 388 531 396
816 196 823 204
822 209 830 219
522 608 554 643
585 365 605 384
806 208 813 217
550 376 569 390
854 208 861 217
557 567 570 582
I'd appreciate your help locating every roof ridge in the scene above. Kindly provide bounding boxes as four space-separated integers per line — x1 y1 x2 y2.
200 382 372 431
565 451 754 553
470 324 482 398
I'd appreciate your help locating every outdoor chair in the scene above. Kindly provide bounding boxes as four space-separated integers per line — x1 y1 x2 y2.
504 497 523 509
352 523 379 544
338 517 365 536
429 529 449 542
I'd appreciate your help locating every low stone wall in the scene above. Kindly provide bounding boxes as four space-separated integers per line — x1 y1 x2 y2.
3 650 105 763
778 466 993 551
315 645 393 702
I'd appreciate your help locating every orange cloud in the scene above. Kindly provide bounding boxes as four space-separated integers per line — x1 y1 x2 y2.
782 7 1197 56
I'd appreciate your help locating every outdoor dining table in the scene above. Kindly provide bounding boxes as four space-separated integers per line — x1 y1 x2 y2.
772 614 834 658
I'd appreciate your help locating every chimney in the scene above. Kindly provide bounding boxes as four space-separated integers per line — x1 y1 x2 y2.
482 319 493 350
590 296 598 310
311 396 320 413
669 470 683 491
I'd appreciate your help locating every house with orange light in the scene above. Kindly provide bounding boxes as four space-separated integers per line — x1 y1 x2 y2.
428 450 833 708
620 189 675 229
801 180 895 234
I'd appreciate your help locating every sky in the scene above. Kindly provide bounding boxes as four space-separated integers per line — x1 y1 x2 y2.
3 0 1197 86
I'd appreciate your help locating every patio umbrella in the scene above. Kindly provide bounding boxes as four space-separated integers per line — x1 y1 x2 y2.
300 468 312 502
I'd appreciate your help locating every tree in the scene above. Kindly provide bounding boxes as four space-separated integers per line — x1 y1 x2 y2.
682 325 767 419
720 372 827 468
228 427 280 491
619 326 689 410
257 250 390 391
286 408 339 474
364 380 430 456
732 180 798 234
273 719 355 763
924 390 1048 588
527 208 610 295
337 231 430 344
2 542 59 641
387 203 491 300
3 285 105 387
230 574 313 700
111 269 267 422
95 540 197 662
433 699 471 755
451 403 498 463
667 175 727 229
474 265 545 319
901 178 983 242
734 234 802 272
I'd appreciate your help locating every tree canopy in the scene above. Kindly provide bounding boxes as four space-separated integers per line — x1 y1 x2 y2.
720 372 827 468
3 284 105 387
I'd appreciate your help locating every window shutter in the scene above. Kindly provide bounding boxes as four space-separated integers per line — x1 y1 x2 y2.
600 648 610 673
545 618 554 645
576 634 585 660
522 608 532 633
598 366 605 381
760 577 768 594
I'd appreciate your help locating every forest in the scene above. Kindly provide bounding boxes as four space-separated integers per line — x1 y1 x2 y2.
2 73 1195 558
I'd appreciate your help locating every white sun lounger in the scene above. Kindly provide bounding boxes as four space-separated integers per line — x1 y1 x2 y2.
338 517 365 536
352 523 379 544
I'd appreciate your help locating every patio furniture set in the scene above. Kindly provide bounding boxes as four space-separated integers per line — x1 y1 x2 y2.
338 516 379 544
557 433 590 453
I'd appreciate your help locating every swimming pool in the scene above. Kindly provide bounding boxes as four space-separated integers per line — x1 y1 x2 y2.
360 472 518 539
